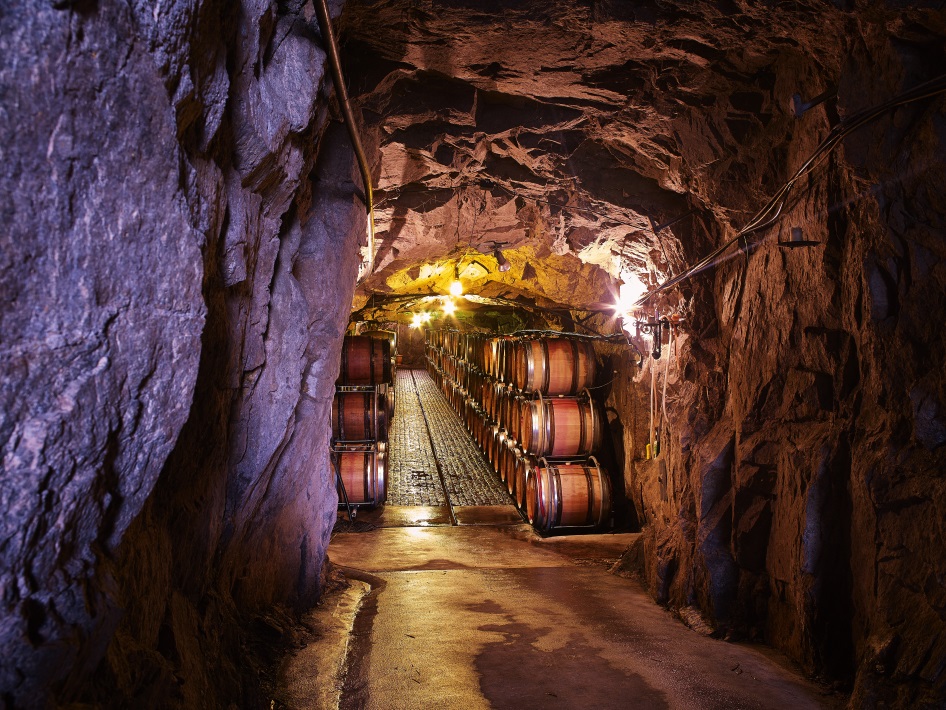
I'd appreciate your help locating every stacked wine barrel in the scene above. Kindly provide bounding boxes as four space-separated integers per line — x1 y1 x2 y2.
332 333 397 508
426 330 612 533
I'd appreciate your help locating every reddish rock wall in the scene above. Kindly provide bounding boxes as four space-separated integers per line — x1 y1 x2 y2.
0 0 364 706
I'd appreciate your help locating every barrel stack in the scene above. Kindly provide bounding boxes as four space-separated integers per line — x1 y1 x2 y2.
426 330 612 534
332 334 396 508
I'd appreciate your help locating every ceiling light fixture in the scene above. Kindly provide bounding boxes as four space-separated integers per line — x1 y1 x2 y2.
778 226 820 248
791 86 836 118
614 271 647 333
493 246 511 272
449 262 464 297
647 208 696 235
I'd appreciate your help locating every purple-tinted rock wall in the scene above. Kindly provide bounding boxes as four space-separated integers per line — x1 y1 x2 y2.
1 0 364 706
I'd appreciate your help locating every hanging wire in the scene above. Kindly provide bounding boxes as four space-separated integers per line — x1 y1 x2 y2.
636 73 946 307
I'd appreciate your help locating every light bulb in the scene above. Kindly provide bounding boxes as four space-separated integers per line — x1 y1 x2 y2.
449 280 463 297
422 312 431 322
615 271 646 315
443 299 457 316
411 313 422 328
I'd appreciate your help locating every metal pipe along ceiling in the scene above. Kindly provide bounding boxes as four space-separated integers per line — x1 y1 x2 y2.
314 0 376 278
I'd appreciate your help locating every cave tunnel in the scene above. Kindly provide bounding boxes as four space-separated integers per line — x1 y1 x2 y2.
2 0 945 708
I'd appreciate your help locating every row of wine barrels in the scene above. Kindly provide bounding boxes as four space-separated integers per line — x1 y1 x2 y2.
333 443 387 507
430 334 597 396
425 334 612 533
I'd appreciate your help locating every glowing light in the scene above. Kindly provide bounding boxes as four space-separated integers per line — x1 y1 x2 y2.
443 299 457 316
411 313 422 328
449 280 464 297
616 271 647 313
615 271 647 333
422 312 431 322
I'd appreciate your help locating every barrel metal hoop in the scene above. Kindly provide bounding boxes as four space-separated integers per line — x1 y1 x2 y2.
578 394 587 455
584 465 594 524
589 455 606 527
544 393 554 457
552 463 563 532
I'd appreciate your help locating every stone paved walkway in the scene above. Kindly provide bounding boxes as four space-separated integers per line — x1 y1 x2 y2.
386 369 508 507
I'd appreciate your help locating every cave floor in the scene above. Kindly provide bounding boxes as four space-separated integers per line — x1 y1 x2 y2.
281 525 836 710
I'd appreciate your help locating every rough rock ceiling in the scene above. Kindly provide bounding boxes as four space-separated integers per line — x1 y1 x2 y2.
339 0 871 320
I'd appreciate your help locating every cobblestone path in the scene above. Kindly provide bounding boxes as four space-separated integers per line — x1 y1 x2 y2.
386 369 509 506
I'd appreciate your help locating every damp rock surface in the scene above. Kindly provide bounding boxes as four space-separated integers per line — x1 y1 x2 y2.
1 0 363 706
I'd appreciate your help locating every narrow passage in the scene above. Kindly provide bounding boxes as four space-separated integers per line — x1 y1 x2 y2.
385 369 511 516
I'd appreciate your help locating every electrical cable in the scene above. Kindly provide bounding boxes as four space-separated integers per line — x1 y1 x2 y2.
637 73 946 307
661 324 673 457
511 328 626 341
649 357 656 459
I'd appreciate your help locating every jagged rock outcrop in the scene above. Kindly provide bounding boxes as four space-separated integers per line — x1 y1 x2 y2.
0 0 363 706
340 1 946 705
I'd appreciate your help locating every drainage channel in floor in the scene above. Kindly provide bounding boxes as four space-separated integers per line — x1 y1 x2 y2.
342 368 521 528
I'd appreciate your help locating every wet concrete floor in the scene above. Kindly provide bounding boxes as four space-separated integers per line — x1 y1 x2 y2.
309 525 834 710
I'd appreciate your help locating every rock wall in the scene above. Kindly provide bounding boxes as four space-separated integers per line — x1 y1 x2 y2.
613 16 946 709
0 0 364 706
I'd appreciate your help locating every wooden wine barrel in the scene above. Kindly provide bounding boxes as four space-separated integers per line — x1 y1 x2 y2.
514 338 596 395
332 388 386 442
500 339 520 384
506 445 523 496
488 425 504 467
485 382 500 423
338 336 392 386
507 394 528 443
519 389 601 458
526 457 611 533
477 412 490 451
502 441 520 493
334 443 387 507
513 453 538 510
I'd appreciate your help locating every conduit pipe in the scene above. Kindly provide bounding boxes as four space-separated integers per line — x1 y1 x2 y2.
314 0 375 280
